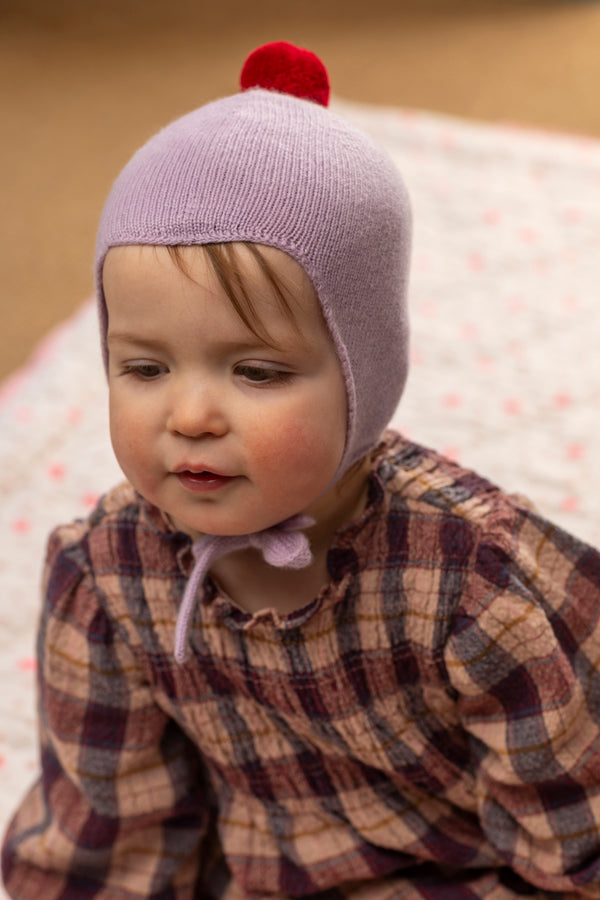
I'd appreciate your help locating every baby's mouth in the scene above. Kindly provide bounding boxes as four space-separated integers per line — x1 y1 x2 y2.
176 470 235 492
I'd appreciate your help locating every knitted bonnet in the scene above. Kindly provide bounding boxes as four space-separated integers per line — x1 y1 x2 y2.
95 41 412 479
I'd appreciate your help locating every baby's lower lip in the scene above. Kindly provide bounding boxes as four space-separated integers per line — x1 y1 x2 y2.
176 470 235 492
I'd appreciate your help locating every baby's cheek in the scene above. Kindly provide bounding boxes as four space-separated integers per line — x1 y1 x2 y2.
250 416 315 468
110 407 150 481
249 412 341 493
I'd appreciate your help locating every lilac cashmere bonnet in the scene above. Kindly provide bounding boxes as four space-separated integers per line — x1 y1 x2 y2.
95 52 412 478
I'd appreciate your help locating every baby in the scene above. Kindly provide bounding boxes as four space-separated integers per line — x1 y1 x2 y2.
3 41 600 900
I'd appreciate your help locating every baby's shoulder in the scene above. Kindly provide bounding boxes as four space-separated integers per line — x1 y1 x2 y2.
377 430 525 536
376 430 600 601
46 481 168 579
49 481 139 547
42 483 189 641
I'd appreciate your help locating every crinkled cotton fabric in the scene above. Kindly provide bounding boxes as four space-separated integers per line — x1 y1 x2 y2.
4 433 600 899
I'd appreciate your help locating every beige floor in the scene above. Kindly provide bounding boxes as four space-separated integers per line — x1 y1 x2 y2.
2 0 600 380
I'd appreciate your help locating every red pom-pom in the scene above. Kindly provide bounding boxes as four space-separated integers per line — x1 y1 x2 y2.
240 41 330 107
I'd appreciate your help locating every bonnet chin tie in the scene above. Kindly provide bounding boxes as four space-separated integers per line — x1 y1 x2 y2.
175 515 313 663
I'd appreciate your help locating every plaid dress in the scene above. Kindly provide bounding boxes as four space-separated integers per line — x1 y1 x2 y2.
3 432 600 899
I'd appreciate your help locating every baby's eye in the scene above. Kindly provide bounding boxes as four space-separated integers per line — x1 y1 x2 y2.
235 364 292 385
123 362 167 380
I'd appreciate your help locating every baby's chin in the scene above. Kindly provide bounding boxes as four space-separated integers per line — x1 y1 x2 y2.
166 511 303 541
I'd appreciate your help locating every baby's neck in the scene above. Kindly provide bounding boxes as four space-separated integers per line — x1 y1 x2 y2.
209 458 371 617
209 547 332 617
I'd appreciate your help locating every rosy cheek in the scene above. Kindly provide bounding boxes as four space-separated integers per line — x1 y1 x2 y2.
248 411 341 488
249 415 311 465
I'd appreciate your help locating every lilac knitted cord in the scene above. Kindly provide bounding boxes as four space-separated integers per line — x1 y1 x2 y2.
174 515 313 662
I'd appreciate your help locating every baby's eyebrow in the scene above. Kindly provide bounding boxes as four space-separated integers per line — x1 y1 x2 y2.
106 330 297 355
106 331 165 349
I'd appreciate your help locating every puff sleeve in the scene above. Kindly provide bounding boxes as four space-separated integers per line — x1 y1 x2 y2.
446 511 600 896
2 525 216 899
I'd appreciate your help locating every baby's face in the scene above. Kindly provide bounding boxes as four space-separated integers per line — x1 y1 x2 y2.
103 243 348 538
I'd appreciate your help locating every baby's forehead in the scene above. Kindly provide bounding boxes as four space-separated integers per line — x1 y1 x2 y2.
171 243 314 296
105 242 311 295
103 243 331 354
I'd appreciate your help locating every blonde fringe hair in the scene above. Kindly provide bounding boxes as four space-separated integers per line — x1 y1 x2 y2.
167 243 300 349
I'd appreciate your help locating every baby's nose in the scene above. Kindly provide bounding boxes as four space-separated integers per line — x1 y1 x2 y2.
167 380 228 438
